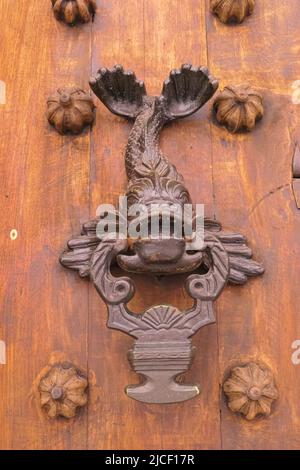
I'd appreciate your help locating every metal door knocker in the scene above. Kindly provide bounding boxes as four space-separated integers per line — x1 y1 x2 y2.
60 64 264 404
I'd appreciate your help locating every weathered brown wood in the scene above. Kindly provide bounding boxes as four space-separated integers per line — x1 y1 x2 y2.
146 0 219 447
0 1 91 449
1 0 300 451
87 0 223 450
88 0 147 451
207 0 300 449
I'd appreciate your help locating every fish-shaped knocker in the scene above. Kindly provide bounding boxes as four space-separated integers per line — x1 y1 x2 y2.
60 65 264 404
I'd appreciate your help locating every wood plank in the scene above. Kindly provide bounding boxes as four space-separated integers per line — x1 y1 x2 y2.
206 0 300 449
88 0 147 451
2 0 299 451
141 0 221 450
206 0 300 95
0 0 91 449
87 0 221 450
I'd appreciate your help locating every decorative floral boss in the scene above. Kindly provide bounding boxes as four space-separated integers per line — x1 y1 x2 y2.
223 362 278 421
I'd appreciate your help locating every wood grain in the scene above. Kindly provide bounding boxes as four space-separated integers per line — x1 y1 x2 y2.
207 0 300 449
1 0 300 450
0 0 91 449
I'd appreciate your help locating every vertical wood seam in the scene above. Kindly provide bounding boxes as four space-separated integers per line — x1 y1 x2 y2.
86 12 94 451
204 0 223 450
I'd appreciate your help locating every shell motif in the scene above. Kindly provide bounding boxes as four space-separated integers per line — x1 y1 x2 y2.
213 84 263 133
142 306 183 330
47 87 95 135
210 0 255 24
39 362 88 419
223 362 278 421
51 0 97 25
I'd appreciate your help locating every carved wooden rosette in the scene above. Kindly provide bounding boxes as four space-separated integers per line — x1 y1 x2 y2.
51 0 97 26
223 363 278 420
38 362 88 418
213 84 264 133
60 65 264 404
210 0 255 24
47 87 95 135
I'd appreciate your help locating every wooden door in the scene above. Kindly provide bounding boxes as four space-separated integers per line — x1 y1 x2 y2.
1 0 300 450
